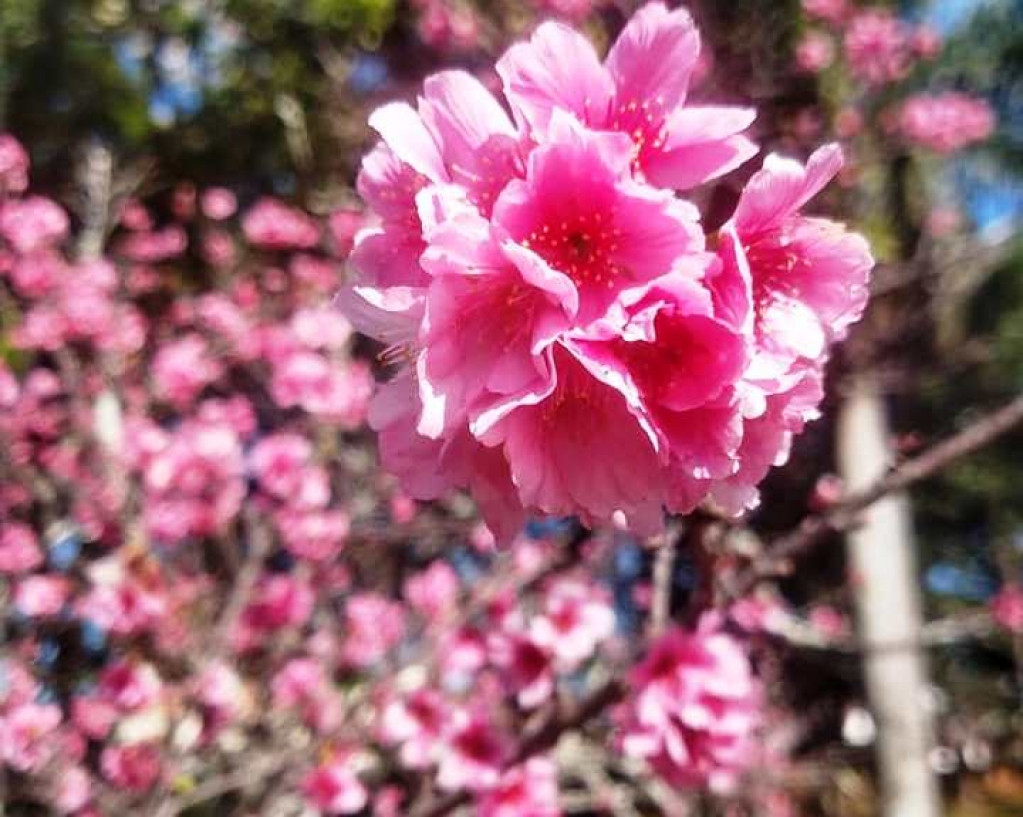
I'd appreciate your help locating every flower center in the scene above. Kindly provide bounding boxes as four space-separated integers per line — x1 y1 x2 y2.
523 212 621 289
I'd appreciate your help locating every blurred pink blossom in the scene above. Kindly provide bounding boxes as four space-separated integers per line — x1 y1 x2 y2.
242 197 320 250
302 753 368 815
992 584 1023 633
619 622 761 790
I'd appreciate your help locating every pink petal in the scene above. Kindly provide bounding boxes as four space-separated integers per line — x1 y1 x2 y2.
497 21 614 135
605 2 700 111
368 102 448 183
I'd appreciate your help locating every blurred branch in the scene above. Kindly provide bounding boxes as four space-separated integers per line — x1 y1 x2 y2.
155 744 306 817
779 610 996 653
211 507 274 655
74 139 114 262
724 393 1023 600
412 679 626 817
649 523 680 638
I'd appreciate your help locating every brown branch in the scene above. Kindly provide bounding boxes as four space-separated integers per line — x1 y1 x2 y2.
726 394 1023 600
211 507 275 654
649 534 677 638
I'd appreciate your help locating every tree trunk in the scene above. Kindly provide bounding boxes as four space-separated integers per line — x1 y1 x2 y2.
837 375 941 817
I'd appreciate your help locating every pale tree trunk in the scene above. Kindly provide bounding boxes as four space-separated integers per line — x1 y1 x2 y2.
837 375 941 817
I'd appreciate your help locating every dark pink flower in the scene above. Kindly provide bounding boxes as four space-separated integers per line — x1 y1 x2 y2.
475 757 561 817
992 585 1023 633
619 622 761 791
380 688 448 769
437 710 510 792
488 627 556 708
100 744 162 792
529 577 615 668
302 753 368 815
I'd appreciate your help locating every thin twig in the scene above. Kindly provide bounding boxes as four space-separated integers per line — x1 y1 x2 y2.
211 507 275 654
725 394 1023 600
649 524 680 637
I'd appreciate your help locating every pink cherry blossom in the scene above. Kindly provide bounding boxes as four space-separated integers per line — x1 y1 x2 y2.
795 31 835 73
194 661 249 733
269 350 372 426
992 585 1023 633
380 687 448 769
55 765 92 813
619 622 761 791
491 116 703 325
278 509 349 561
0 196 69 252
233 574 315 650
249 433 316 500
152 334 223 408
404 560 460 620
497 2 757 189
475 757 561 817
13 574 70 617
843 10 911 86
530 577 615 667
272 658 343 733
911 24 942 59
99 743 162 791
200 187 237 220
141 418 245 544
488 627 555 708
302 754 368 815
115 226 187 262
346 6 872 535
118 198 153 231
341 593 406 668
896 93 996 154
436 710 510 792
242 197 321 250
801 0 846 25
0 702 62 771
0 523 43 574
0 133 29 194
97 661 164 712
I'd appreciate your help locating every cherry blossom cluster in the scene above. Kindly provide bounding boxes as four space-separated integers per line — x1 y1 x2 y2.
797 1 943 86
344 1 874 538
410 0 605 52
895 92 996 155
619 619 762 791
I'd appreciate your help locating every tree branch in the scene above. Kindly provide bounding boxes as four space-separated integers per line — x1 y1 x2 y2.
725 394 1023 600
